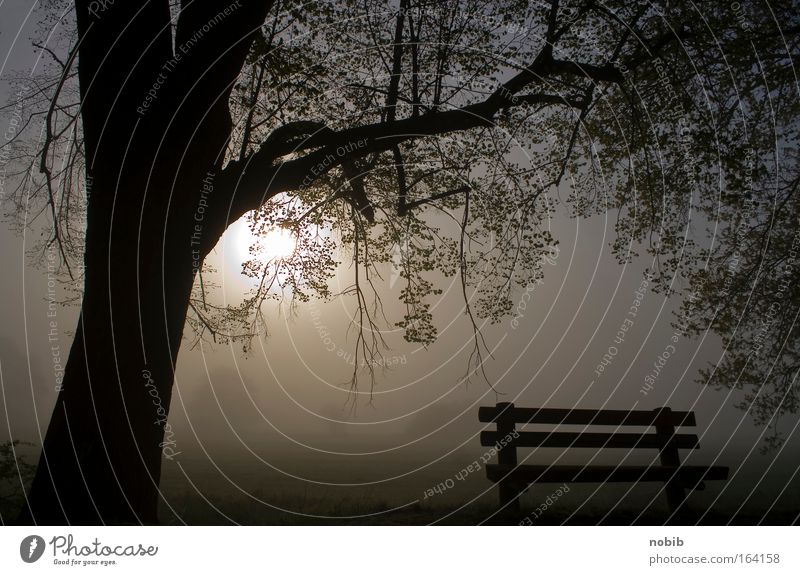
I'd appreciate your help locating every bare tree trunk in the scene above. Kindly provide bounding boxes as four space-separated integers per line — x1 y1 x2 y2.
20 171 204 523
15 0 273 526
20 109 232 520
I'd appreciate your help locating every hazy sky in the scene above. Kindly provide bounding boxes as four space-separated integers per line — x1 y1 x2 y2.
1 1 798 523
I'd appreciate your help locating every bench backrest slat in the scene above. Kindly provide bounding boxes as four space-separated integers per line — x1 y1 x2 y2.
479 403 719 513
478 405 696 427
480 430 699 450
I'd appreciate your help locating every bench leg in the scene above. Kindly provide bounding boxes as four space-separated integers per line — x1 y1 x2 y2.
499 481 521 512
655 408 689 519
496 403 520 513
665 481 686 516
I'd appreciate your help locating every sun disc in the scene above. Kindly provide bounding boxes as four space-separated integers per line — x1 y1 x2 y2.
234 220 295 263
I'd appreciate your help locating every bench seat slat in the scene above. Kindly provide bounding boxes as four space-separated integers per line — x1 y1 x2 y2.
480 430 699 450
485 464 729 484
478 406 696 427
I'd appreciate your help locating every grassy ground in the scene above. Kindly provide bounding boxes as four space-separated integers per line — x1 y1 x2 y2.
4 489 796 525
156 493 800 526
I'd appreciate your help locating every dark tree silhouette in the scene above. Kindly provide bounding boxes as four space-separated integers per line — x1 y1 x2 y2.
1 0 797 523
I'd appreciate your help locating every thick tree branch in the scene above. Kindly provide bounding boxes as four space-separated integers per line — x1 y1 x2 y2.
384 0 407 123
223 37 662 219
169 0 276 148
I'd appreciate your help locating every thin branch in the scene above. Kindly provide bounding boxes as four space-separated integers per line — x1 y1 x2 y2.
403 185 471 213
39 44 78 280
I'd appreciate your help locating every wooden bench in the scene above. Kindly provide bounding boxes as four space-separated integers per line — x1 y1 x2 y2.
479 402 729 514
